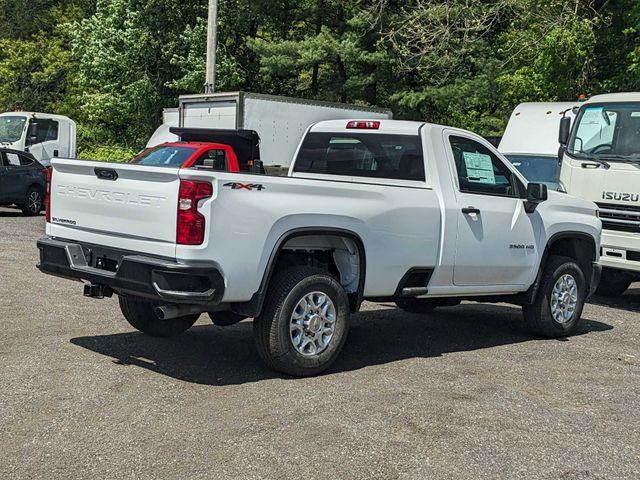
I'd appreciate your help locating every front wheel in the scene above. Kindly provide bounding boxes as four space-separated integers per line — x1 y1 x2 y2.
119 296 199 338
21 186 43 216
253 266 350 376
522 256 586 338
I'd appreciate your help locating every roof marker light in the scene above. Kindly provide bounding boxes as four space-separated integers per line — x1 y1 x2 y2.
346 121 380 130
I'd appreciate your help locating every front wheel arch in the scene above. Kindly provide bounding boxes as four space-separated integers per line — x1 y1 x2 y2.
525 232 597 304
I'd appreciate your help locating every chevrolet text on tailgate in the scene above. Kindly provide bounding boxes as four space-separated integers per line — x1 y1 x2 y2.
38 120 602 376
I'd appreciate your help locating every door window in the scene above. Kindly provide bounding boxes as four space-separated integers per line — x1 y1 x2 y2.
449 135 520 197
194 149 228 170
28 119 59 145
4 152 21 166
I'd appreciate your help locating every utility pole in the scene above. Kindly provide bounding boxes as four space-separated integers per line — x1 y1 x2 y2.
204 0 218 94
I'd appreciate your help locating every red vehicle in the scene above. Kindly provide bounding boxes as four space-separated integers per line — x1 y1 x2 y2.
130 128 262 173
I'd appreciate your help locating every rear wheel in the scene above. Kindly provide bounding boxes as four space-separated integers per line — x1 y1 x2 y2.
522 256 586 338
253 266 350 376
595 268 633 298
21 186 43 216
118 296 199 338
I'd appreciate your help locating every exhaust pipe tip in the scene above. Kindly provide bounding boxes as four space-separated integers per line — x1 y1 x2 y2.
154 304 206 320
154 306 168 320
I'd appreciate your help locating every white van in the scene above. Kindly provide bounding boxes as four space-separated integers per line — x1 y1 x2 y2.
499 102 577 190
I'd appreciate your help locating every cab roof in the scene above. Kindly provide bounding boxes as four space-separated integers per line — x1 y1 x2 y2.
309 119 426 135
585 92 640 104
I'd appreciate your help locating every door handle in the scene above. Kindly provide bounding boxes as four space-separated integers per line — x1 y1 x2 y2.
462 207 481 215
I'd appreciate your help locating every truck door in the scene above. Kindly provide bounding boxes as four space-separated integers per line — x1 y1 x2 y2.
26 118 60 165
446 133 541 287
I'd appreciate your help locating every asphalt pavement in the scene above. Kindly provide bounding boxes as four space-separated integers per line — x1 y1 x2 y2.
1 206 639 479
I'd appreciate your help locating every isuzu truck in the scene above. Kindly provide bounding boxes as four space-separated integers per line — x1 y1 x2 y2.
558 92 640 296
0 112 76 167
38 119 601 376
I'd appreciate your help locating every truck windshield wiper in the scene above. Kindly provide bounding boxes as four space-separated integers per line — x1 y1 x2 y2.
597 154 640 165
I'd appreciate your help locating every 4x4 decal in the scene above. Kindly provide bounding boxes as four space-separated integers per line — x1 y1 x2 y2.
223 182 265 191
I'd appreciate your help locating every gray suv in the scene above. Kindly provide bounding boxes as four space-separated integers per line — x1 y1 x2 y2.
0 148 47 216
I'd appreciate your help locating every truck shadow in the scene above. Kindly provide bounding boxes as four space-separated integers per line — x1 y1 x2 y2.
70 303 613 387
589 284 640 313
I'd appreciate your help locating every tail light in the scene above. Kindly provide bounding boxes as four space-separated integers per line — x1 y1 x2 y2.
45 167 52 223
177 180 213 245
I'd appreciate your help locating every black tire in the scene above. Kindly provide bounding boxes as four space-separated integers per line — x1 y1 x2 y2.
21 186 43 216
253 266 350 376
118 296 199 338
595 268 633 298
522 256 586 338
208 311 247 327
395 299 440 314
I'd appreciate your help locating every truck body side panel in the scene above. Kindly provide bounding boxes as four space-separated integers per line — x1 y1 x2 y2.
176 169 441 301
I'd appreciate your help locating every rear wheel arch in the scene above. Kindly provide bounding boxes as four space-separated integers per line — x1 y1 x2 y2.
250 228 367 317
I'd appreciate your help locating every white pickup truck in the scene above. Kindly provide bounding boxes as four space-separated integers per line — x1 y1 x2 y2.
38 120 602 376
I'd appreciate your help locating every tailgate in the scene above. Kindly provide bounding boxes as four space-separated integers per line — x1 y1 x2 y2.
48 159 180 258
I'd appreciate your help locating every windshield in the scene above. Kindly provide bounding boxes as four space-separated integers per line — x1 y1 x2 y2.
0 116 27 143
130 145 196 167
567 102 640 160
505 154 559 185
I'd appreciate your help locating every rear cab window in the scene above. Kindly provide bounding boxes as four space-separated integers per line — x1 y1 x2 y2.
293 132 425 181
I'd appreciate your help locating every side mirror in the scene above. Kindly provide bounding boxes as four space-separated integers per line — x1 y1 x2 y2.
558 116 571 146
525 182 548 213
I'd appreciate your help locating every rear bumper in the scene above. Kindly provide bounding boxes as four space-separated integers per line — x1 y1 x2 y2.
37 237 225 305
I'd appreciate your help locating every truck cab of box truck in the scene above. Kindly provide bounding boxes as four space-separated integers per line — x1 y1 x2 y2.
0 112 76 167
499 102 577 191
558 92 640 296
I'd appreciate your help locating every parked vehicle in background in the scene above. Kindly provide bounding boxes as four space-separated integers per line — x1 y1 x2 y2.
146 92 392 173
0 148 47 215
145 108 178 149
559 92 640 297
38 119 601 376
499 102 578 190
133 128 260 173
0 112 76 167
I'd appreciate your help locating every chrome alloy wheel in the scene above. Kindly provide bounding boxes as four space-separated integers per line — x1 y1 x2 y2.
550 274 578 324
27 191 41 213
290 292 337 356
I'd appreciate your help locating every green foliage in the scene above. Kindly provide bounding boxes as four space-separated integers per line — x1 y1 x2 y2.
77 144 138 162
1 0 639 148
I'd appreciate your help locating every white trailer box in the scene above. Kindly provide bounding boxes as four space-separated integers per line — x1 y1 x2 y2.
147 92 392 167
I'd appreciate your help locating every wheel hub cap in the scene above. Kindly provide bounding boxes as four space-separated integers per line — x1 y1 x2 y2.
550 274 578 324
290 292 336 356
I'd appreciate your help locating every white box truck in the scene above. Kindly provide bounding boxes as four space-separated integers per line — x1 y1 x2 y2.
146 92 392 171
558 92 640 296
0 112 76 167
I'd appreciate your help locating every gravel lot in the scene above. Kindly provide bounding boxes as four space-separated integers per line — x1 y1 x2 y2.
1 206 639 480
